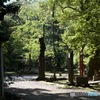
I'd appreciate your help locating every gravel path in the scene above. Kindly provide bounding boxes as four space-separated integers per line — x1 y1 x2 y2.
5 81 100 100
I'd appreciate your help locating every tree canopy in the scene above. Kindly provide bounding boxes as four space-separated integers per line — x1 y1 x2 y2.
0 0 100 72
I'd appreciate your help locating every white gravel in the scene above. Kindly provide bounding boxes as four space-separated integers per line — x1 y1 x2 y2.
5 81 100 100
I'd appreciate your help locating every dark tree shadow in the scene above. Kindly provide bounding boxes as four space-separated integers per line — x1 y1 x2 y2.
4 87 100 100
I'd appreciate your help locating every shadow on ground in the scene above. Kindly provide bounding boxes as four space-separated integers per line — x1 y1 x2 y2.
4 87 100 100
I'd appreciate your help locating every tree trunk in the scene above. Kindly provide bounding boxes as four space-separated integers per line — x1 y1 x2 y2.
56 55 61 69
37 37 46 80
28 52 32 70
0 41 4 100
67 49 74 85
79 48 84 76
88 50 100 79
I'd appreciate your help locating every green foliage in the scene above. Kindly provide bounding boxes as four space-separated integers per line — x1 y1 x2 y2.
0 16 15 36
56 0 100 65
10 1 41 62
1 0 100 71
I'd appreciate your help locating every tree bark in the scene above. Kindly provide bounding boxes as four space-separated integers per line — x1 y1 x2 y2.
67 49 74 85
79 48 84 76
0 41 4 100
37 37 46 80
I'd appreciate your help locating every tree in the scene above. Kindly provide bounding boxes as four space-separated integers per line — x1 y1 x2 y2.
59 0 99 53
55 0 100 70
41 0 65 70
10 1 47 79
45 0 100 83
0 0 21 99
37 36 46 80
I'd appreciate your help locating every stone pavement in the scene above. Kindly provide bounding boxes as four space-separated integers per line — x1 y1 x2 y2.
5 81 100 100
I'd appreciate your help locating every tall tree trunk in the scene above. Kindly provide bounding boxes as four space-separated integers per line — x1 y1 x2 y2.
52 3 57 79
67 48 74 85
37 37 46 80
0 41 4 100
79 47 84 76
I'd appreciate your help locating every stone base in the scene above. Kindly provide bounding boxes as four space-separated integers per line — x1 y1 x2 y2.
76 76 89 86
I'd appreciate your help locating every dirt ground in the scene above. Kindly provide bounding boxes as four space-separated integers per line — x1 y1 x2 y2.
4 80 100 100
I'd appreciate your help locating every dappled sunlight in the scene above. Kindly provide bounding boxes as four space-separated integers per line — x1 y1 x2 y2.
4 81 100 100
1 0 100 100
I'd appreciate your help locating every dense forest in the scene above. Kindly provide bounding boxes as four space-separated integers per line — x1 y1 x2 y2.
0 0 100 78
0 0 100 99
